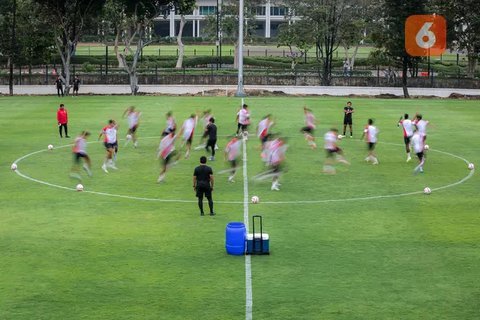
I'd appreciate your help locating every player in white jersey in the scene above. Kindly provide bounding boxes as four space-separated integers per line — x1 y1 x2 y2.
253 135 287 191
301 107 317 149
162 111 176 137
361 119 379 165
122 106 141 147
398 113 414 162
157 131 179 182
70 131 92 179
98 119 118 173
257 114 274 148
323 128 349 174
223 136 242 182
413 114 429 142
411 130 426 174
179 114 198 159
236 104 250 135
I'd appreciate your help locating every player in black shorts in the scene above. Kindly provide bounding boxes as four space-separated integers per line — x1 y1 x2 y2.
193 156 215 216
205 117 217 161
343 101 354 138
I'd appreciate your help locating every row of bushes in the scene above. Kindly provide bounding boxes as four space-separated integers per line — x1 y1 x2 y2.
1 54 476 78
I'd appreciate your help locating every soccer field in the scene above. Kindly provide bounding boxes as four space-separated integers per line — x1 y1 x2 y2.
1 95 479 319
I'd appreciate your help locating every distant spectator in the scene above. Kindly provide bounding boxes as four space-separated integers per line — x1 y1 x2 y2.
343 60 350 77
55 76 64 97
73 76 81 96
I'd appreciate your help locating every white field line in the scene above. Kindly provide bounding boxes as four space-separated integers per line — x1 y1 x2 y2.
241 96 253 320
242 135 253 320
11 139 474 205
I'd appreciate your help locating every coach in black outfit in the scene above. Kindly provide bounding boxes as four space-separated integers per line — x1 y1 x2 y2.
205 117 217 161
193 156 215 216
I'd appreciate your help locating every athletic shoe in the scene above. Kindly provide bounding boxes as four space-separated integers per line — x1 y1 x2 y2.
109 165 118 170
83 164 92 176
228 176 235 183
214 144 219 150
101 164 109 173
209 156 215 161
406 156 412 162
69 172 82 180
372 160 379 165
210 212 215 216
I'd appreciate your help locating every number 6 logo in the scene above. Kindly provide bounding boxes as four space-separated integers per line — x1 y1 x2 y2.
405 15 446 56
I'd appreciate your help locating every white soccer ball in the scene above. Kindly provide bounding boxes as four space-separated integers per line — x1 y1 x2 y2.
424 144 429 151
337 134 343 140
423 187 431 195
468 163 475 170
11 163 17 171
251 195 259 204
76 184 84 192
48 144 54 150
126 134 132 140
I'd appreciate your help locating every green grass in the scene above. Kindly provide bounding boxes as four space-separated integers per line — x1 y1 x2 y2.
1 96 479 319
75 43 465 63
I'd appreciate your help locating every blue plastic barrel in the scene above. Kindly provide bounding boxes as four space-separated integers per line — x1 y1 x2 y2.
225 222 246 255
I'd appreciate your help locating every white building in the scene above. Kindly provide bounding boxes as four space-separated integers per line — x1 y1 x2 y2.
154 0 290 39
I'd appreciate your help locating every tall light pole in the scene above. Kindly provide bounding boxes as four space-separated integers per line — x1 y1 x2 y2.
235 0 246 97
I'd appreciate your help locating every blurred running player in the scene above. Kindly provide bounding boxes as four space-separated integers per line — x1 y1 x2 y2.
257 114 274 148
254 135 287 191
195 109 212 149
323 128 349 174
205 117 217 160
224 136 241 182
179 113 198 159
411 130 426 174
70 131 92 179
398 113 414 162
361 119 379 165
123 106 141 147
413 113 429 142
99 119 118 173
162 111 176 137
301 107 316 149
157 131 179 182
236 104 250 135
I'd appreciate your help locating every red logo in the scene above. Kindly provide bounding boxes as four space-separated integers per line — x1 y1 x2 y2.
405 15 446 56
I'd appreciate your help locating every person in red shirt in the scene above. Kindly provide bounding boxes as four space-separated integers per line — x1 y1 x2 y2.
57 104 69 138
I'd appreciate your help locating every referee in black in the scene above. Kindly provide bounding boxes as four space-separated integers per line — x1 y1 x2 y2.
342 101 354 138
193 156 215 216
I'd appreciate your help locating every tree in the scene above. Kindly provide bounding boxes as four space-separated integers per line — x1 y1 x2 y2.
371 0 427 98
34 0 105 95
103 0 168 95
434 0 479 78
277 19 314 70
203 0 262 69
337 0 378 70
0 0 55 94
173 0 196 69
285 0 350 86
